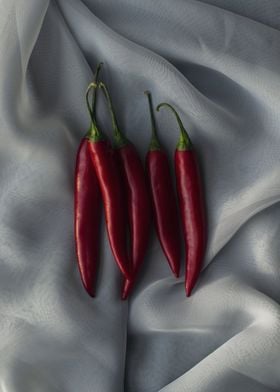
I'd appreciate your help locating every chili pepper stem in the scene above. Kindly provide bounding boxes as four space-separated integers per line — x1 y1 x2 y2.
86 63 104 142
99 82 128 148
92 62 103 115
144 91 161 151
156 103 192 151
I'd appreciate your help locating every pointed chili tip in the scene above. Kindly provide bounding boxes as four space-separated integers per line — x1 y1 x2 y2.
186 281 195 297
121 278 134 300
144 90 151 96
83 283 96 298
121 291 129 301
186 288 191 297
170 264 180 278
87 290 96 298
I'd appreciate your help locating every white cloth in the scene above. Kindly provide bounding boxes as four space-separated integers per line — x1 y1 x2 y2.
1 0 280 391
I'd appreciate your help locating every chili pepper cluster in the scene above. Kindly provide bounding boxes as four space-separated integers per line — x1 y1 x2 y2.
74 63 207 299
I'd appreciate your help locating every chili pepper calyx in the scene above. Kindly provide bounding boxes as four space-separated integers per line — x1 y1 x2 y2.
144 91 161 151
156 103 192 151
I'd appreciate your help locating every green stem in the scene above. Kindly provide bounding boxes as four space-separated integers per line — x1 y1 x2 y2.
92 62 103 121
86 84 99 139
144 91 161 151
86 62 104 142
156 103 192 151
86 83 97 129
99 82 128 148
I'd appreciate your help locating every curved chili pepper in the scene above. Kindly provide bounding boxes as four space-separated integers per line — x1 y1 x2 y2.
74 63 103 297
157 103 206 296
145 91 181 278
86 81 131 281
99 82 151 300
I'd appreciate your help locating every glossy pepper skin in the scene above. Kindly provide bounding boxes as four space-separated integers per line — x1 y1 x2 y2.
99 83 151 300
145 92 181 278
74 139 101 296
86 79 131 281
157 103 206 296
74 65 102 297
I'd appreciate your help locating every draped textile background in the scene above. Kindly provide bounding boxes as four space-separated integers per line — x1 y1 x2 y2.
1 0 280 391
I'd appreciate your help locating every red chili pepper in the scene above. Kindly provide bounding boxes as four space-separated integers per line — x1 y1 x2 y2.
157 103 206 296
99 82 151 300
74 64 102 297
145 91 181 278
86 81 131 281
